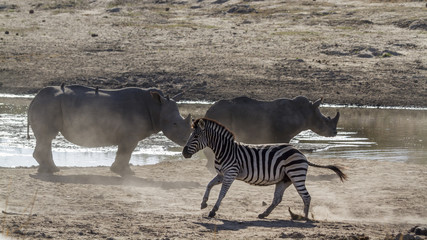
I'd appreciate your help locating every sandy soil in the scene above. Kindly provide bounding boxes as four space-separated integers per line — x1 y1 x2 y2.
0 0 426 107
0 158 426 239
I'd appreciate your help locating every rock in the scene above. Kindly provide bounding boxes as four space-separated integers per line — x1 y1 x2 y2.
393 19 427 31
394 233 423 240
0 4 18 11
106 8 121 13
212 0 229 4
409 20 427 31
357 53 373 58
227 5 256 14
280 232 305 239
414 226 427 236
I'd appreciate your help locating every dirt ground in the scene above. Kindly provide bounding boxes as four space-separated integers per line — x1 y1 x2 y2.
0 158 426 239
0 0 426 107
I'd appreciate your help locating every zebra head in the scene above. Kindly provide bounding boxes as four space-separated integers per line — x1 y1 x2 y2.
182 118 208 158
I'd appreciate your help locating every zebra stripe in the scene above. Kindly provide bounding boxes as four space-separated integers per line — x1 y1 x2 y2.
182 118 346 219
236 144 304 186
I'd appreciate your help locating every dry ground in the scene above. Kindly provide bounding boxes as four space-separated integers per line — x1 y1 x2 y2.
0 158 426 239
0 0 426 106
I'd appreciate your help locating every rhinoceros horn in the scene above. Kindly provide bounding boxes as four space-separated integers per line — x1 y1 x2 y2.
313 98 323 108
172 91 185 101
332 111 340 124
171 84 199 101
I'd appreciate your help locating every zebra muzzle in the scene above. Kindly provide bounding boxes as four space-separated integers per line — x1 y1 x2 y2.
182 146 193 158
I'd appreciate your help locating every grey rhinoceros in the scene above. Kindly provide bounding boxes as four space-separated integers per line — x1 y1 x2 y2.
205 96 339 143
27 84 192 176
203 96 339 171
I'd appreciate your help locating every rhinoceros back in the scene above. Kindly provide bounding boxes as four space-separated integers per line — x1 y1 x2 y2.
205 96 309 144
205 97 279 143
29 85 155 147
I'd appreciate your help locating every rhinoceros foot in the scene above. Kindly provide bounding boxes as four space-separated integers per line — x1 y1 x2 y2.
37 165 60 174
110 164 135 177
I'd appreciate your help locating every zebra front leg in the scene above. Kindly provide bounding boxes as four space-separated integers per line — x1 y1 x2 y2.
201 174 223 209
258 180 291 219
208 172 237 218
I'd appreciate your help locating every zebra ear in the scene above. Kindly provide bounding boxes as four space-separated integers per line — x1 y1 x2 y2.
198 119 205 130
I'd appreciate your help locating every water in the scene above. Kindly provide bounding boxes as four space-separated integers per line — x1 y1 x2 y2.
297 107 426 164
0 95 426 168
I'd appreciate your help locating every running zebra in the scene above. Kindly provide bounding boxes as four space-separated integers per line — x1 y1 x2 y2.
182 118 347 220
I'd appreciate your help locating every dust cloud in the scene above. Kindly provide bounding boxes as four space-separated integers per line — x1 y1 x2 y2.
0 158 425 239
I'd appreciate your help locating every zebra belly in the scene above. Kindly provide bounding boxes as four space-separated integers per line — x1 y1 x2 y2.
237 169 288 186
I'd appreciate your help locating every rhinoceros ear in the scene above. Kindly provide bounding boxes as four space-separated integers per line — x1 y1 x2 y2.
198 119 205 130
313 98 323 108
150 91 166 104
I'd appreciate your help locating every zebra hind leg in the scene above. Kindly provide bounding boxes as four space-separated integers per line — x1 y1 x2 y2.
258 180 291 219
292 179 311 221
302 194 311 221
286 165 312 221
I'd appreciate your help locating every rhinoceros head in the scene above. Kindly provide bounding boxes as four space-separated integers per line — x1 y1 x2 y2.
151 92 192 146
308 98 340 137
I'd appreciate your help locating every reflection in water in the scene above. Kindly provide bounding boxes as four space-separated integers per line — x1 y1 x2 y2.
299 107 426 164
0 96 426 168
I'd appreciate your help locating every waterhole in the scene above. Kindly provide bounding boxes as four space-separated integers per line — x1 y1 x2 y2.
0 95 425 168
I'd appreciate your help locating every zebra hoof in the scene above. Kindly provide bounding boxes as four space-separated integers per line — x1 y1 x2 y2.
258 213 266 219
208 211 216 218
201 203 208 209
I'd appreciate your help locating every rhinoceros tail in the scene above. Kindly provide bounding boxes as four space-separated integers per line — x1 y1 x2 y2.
307 161 347 182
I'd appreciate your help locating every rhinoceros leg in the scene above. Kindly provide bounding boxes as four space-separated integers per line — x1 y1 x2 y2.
110 141 138 177
203 148 217 175
33 137 60 174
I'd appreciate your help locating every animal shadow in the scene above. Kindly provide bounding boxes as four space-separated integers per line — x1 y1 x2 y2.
195 218 316 232
30 173 201 190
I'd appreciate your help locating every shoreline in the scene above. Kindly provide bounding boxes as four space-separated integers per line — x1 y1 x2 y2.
2 93 427 110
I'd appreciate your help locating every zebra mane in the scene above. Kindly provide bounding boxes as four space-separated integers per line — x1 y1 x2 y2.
193 118 235 140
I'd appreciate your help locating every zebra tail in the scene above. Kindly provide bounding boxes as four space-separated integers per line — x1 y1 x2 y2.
307 161 348 182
